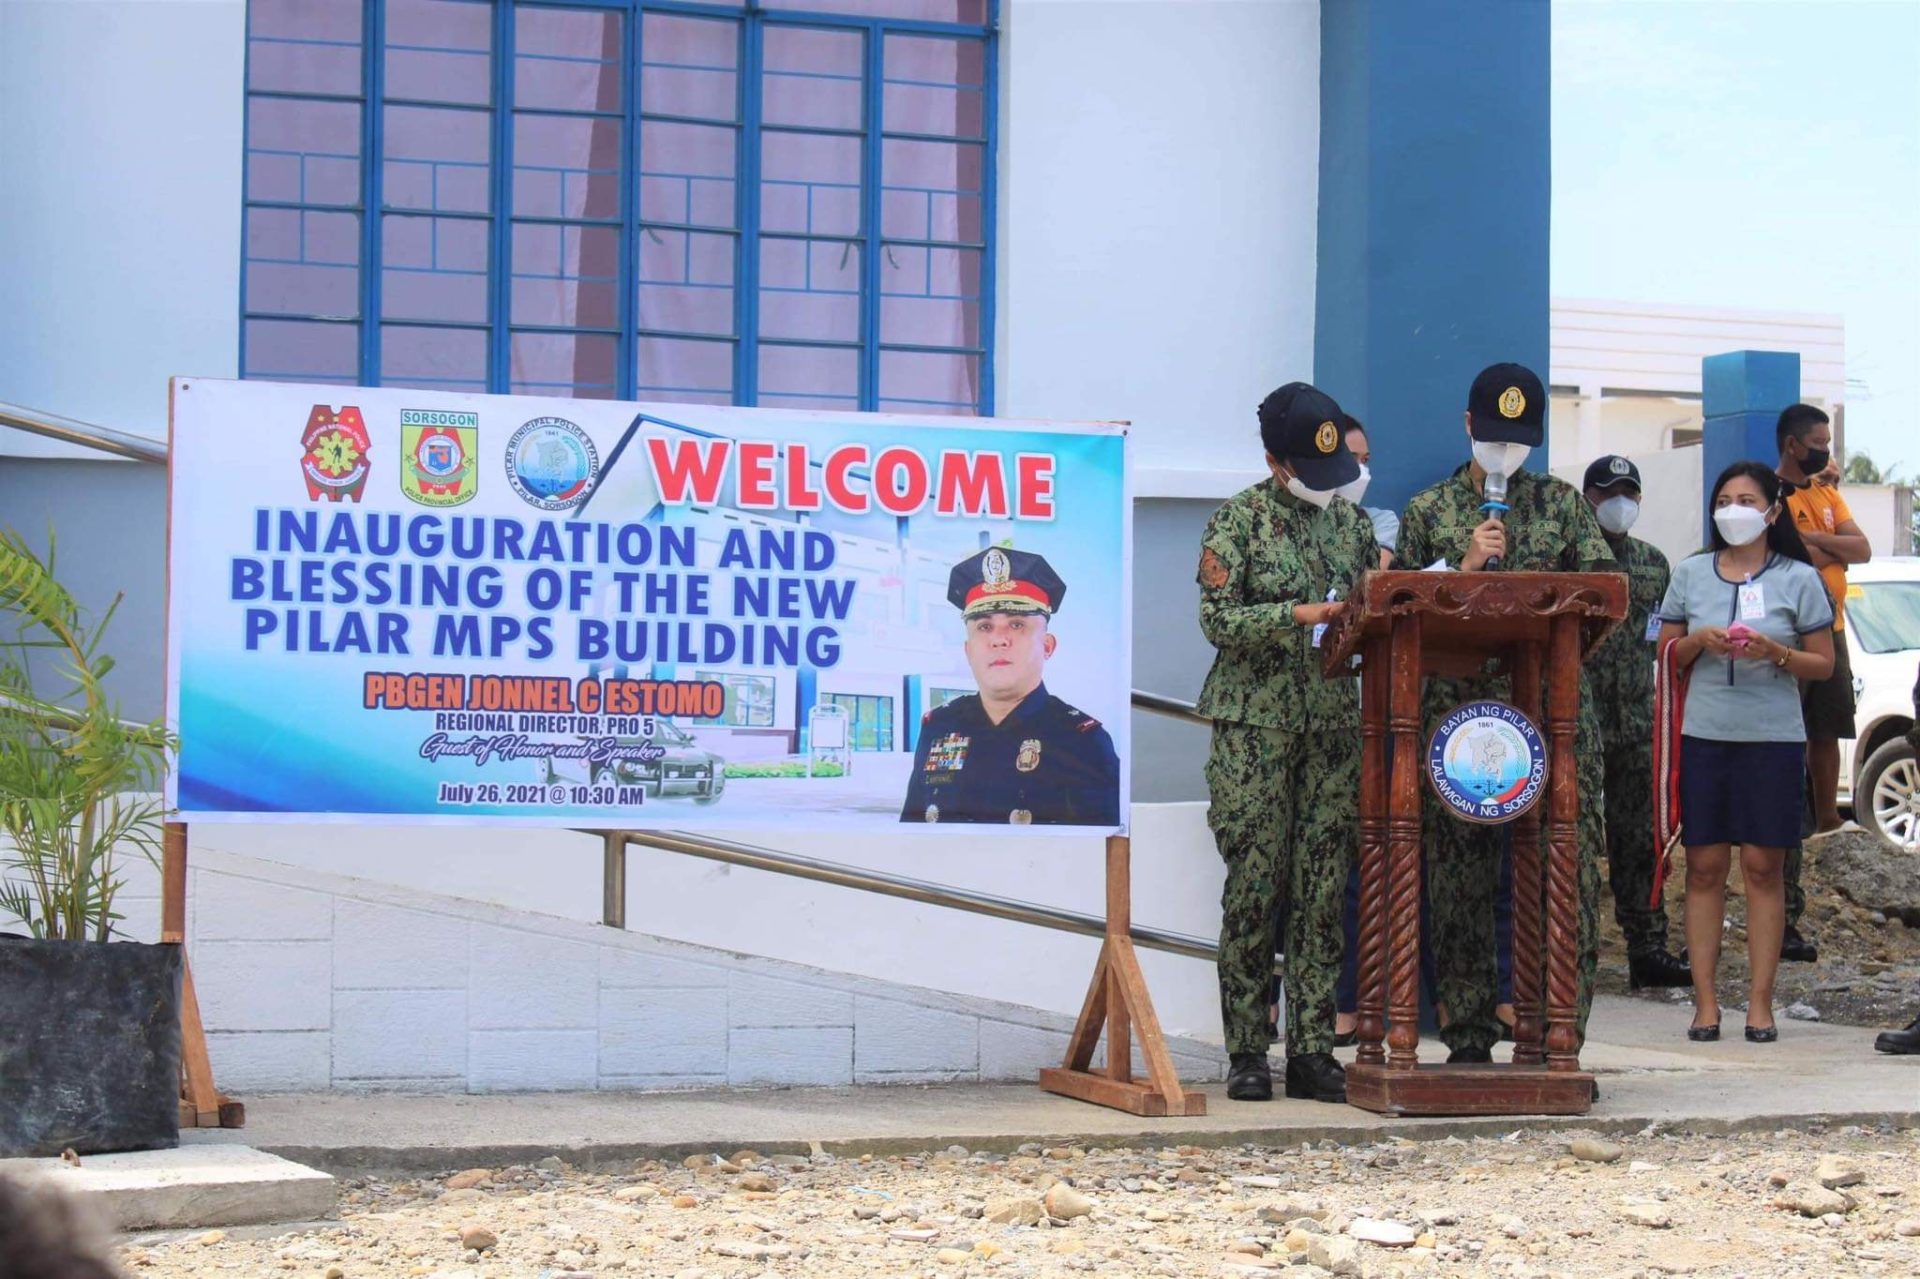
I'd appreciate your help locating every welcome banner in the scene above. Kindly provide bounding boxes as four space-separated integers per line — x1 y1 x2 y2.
165 379 1131 833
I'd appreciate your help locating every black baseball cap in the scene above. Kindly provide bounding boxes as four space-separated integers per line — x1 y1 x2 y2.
1467 363 1546 445
1257 382 1361 490
1582 454 1642 492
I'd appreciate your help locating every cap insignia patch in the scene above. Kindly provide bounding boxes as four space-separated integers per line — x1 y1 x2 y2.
982 547 1011 587
1498 387 1527 419
1610 457 1632 476
1315 421 1339 454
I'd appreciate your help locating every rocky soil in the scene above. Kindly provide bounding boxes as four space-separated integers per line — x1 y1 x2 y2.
1596 830 1920 1027
125 1128 1920 1279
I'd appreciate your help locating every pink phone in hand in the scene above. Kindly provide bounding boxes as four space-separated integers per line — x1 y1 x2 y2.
1726 622 1755 652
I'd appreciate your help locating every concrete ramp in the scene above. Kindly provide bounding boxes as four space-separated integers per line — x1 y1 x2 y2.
0 1147 334 1229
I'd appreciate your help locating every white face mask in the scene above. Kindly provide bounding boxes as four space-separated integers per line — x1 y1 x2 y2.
1472 440 1531 479
1334 464 1371 506
1713 503 1770 547
1595 495 1640 536
1284 475 1335 509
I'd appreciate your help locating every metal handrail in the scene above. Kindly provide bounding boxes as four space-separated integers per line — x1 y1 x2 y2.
602 828 1219 962
0 401 167 464
1131 687 1210 726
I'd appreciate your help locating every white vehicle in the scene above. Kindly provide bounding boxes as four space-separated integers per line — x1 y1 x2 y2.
1839 556 1920 852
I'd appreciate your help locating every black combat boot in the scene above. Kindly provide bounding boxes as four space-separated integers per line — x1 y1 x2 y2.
1628 949 1692 989
1226 1052 1273 1101
1283 1052 1347 1102
1446 1045 1493 1064
1780 925 1818 963
1874 1016 1920 1055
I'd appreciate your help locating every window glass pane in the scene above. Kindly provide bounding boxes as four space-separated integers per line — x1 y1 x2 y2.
759 238 861 343
384 104 491 213
694 672 775 727
761 130 862 237
880 137 982 243
638 335 736 403
879 244 979 348
382 324 487 391
511 331 619 398
641 13 739 123
382 214 490 324
384 0 492 107
762 26 863 131
879 348 978 413
246 97 361 206
882 35 984 139
511 222 622 328
245 318 359 382
639 120 738 228
248 0 362 96
513 114 624 219
759 343 859 409
515 4 623 113
639 227 737 337
762 0 988 24
247 207 361 317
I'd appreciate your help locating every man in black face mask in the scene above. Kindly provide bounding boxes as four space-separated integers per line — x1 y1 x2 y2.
1774 404 1872 963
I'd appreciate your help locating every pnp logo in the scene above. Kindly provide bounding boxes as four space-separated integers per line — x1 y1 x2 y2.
300 405 371 503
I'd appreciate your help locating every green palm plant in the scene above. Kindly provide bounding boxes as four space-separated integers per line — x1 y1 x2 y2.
0 528 173 941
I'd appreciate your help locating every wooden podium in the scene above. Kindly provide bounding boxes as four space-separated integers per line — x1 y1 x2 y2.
1320 571 1626 1116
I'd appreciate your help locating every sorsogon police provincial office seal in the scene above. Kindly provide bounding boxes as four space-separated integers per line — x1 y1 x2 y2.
506 416 599 511
1427 700 1548 824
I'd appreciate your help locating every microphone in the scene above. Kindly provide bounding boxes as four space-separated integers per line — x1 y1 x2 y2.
1481 469 1509 571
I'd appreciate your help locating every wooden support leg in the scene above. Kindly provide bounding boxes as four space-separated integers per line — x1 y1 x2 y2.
1508 641 1547 1066
1355 634 1390 1067
165 822 245 1130
1039 835 1207 1116
1543 618 1583 1072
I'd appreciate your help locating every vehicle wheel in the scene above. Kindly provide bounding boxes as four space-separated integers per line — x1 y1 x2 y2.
1859 737 1920 853
694 770 727 806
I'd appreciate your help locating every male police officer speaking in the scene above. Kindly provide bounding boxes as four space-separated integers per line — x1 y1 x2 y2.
1198 381 1377 1103
900 547 1121 826
1397 363 1616 1067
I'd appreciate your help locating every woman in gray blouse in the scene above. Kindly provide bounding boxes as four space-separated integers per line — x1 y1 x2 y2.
1656 462 1835 1044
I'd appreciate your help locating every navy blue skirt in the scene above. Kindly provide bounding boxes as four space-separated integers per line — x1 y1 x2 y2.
1679 735 1805 848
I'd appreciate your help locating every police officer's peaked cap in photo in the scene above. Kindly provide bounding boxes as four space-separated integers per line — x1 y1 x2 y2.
1467 362 1547 446
1582 454 1643 492
948 546 1066 619
1256 381 1360 490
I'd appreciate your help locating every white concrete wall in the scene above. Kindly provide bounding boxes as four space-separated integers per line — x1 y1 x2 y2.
58 841 1224 1094
1000 0 1320 499
0 0 243 457
1844 483 1916 559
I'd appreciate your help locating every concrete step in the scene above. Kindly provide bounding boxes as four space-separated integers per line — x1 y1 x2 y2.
0 1145 335 1229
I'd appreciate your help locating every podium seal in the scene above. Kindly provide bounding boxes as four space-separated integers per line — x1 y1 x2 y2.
1427 700 1548 824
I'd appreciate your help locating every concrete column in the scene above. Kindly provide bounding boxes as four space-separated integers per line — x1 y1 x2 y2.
1575 385 1605 467
1701 350 1799 545
1314 0 1551 516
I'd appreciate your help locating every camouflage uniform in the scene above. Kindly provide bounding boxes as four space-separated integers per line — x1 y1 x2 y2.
1397 465 1616 1054
1588 532 1674 958
1197 479 1378 1057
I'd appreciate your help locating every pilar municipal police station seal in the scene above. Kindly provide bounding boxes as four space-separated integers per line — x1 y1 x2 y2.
506 416 599 511
1428 700 1548 824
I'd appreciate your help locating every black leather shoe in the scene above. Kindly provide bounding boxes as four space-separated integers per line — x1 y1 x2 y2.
1780 926 1818 963
1687 1021 1721 1042
1745 1023 1778 1043
1629 950 1693 989
1874 1016 1920 1055
1332 1029 1359 1048
1284 1052 1348 1103
1227 1051 1273 1101
1447 1045 1493 1064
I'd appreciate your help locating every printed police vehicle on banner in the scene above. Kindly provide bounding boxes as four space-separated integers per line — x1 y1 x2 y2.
1427 700 1548 824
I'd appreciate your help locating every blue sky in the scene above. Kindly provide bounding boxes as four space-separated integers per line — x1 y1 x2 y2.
1553 0 1920 473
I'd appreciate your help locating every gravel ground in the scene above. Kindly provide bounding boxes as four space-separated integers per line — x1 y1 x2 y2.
1595 832 1920 1028
126 1127 1920 1279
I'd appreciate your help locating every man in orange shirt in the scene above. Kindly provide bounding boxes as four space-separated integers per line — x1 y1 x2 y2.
1775 405 1872 876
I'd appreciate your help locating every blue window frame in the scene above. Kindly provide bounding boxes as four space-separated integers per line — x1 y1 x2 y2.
242 0 997 414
